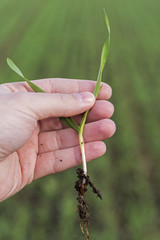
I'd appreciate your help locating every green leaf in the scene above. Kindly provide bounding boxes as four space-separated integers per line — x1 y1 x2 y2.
93 9 110 98
7 57 25 79
7 57 45 93
25 79 45 93
80 9 110 132
60 117 80 132
100 9 110 72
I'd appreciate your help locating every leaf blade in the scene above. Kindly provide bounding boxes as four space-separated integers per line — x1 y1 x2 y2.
81 9 110 130
25 79 45 93
7 57 25 79
93 9 110 98
7 58 45 93
60 117 80 132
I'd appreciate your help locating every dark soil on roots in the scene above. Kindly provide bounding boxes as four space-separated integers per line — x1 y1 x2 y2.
75 168 102 239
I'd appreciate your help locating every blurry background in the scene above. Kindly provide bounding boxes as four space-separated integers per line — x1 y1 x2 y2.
0 0 160 239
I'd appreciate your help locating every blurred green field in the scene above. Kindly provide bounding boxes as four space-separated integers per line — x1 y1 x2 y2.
0 0 160 239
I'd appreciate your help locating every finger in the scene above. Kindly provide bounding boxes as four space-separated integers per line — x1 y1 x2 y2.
34 141 106 180
40 100 114 132
73 100 114 125
3 79 112 100
11 91 95 120
38 119 116 153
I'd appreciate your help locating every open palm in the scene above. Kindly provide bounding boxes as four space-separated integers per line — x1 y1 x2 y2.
0 78 115 202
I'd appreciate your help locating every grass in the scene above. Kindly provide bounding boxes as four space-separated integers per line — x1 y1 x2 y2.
0 0 160 239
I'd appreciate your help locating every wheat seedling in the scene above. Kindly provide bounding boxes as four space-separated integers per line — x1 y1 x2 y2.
7 9 110 239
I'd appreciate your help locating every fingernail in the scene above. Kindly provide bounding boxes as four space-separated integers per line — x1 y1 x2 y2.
75 92 95 104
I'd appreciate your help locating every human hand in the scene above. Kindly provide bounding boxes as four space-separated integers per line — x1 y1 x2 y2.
0 78 116 202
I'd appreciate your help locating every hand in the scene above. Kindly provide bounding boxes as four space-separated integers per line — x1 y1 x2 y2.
0 78 116 202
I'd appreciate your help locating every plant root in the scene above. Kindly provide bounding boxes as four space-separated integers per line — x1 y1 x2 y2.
75 168 102 239
80 221 90 240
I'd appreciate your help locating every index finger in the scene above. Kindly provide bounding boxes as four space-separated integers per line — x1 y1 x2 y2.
31 78 112 100
2 78 112 100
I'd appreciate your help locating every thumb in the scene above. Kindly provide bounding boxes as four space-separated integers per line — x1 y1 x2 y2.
17 92 95 120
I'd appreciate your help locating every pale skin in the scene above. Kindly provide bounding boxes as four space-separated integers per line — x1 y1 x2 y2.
0 78 116 202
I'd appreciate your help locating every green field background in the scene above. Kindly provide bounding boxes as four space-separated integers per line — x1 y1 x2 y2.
0 0 160 239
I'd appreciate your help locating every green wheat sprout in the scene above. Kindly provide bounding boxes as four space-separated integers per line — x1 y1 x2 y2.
7 9 110 239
